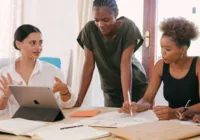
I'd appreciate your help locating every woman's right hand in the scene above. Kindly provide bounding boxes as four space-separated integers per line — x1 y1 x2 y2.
119 101 138 114
0 73 22 98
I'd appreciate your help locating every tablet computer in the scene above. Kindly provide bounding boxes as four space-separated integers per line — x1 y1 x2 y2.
9 85 65 122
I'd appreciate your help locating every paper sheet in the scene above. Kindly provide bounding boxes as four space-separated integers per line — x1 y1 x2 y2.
30 123 110 140
170 119 200 126
74 110 158 127
0 118 45 135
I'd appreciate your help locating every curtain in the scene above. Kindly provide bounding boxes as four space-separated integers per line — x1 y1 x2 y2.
0 0 22 65
71 0 104 106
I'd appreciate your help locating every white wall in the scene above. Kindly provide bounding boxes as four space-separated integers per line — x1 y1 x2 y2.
22 0 78 83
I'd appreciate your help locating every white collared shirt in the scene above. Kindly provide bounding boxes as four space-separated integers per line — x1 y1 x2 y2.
0 59 76 118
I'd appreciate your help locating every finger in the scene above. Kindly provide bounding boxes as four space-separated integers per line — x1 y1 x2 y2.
0 80 7 88
1 75 8 85
54 77 62 83
119 108 125 113
7 73 13 84
153 106 166 112
153 110 166 115
122 102 130 110
175 112 181 119
0 86 4 92
177 107 186 113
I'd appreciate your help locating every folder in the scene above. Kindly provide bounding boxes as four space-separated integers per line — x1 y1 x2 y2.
70 109 100 117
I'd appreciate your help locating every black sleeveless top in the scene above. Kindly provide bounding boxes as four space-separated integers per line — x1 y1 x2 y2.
162 57 200 108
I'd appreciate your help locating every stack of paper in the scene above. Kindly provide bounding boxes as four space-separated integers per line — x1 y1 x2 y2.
74 110 158 127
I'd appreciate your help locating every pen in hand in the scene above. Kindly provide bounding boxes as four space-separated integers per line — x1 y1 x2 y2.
127 90 133 116
178 99 191 120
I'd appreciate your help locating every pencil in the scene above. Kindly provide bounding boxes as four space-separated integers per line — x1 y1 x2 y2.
128 90 133 116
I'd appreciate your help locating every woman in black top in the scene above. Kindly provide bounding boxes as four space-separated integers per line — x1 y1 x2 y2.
121 17 200 120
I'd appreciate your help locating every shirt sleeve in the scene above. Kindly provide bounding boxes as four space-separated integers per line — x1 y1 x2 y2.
77 21 94 51
54 69 77 108
122 21 144 52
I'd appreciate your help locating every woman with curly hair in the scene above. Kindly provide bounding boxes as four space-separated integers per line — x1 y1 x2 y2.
121 17 200 120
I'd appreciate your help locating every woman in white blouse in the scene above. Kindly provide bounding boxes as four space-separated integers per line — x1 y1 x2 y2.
0 24 76 117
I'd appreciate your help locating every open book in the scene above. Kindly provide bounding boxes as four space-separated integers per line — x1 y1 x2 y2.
0 118 45 136
0 118 110 140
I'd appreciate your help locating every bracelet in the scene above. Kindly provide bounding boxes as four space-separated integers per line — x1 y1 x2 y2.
60 89 70 96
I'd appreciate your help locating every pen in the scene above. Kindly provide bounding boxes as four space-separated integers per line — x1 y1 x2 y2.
60 125 83 130
184 99 191 111
127 90 133 116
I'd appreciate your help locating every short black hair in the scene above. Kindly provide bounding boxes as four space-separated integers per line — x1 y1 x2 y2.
93 0 118 14
160 17 199 48
13 24 41 50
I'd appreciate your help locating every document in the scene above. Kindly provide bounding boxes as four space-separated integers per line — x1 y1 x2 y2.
0 118 110 140
30 123 110 140
0 118 45 136
75 110 158 127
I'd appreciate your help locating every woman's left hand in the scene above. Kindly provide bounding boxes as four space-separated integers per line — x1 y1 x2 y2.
52 77 68 94
153 106 176 120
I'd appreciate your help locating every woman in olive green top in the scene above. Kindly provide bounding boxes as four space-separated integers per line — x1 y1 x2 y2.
76 0 148 107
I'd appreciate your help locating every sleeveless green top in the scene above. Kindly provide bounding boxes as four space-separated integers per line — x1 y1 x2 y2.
77 16 148 93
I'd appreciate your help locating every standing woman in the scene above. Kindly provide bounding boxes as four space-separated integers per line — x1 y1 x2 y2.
76 0 148 107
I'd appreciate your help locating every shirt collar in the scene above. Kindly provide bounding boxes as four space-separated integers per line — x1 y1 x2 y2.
11 58 42 74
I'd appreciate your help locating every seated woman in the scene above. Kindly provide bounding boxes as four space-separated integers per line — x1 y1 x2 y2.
121 17 200 120
0 24 76 117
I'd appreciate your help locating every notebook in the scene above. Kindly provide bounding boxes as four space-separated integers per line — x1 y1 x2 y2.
30 123 110 140
70 109 100 117
0 118 110 140
110 121 200 140
0 118 46 136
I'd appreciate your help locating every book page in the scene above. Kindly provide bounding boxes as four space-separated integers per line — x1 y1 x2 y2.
0 118 45 135
30 123 110 140
75 110 158 127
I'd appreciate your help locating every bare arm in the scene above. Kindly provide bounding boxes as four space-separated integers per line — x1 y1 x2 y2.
75 47 95 106
136 60 163 112
120 44 135 102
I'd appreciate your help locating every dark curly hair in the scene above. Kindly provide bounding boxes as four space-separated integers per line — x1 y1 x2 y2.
160 17 199 48
93 0 118 14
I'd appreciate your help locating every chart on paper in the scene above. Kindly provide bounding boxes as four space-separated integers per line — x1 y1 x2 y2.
74 110 158 128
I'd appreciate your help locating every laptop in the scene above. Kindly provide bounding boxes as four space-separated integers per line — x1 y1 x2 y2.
9 85 65 122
